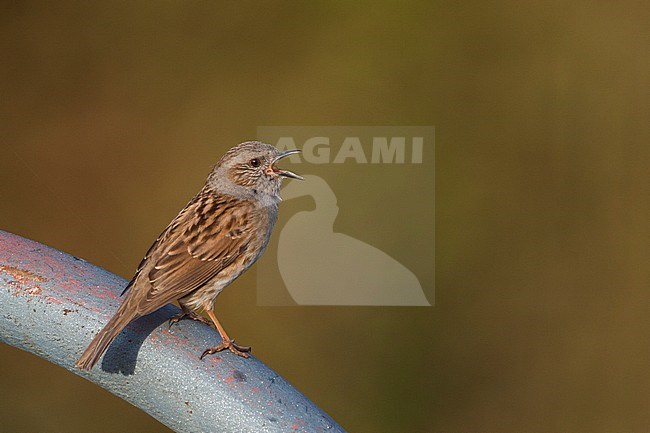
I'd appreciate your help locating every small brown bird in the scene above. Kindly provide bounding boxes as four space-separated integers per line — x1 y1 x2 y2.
75 141 302 370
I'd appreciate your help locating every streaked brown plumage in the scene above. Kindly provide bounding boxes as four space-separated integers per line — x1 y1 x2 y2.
75 141 301 370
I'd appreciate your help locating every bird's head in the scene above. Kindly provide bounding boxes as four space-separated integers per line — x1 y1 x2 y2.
208 141 302 201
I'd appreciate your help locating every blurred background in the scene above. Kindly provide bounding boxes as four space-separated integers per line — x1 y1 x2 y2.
1 1 649 432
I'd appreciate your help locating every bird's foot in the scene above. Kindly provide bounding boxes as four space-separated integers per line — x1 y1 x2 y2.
168 310 212 328
200 340 251 359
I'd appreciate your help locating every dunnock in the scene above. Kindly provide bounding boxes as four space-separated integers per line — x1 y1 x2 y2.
75 141 301 370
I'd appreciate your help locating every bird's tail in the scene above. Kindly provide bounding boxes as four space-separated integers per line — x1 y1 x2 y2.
74 303 136 371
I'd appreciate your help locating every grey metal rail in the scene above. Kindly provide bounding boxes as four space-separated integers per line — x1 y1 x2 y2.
0 230 344 433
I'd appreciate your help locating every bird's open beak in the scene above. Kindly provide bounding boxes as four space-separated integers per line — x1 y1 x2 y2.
270 149 303 180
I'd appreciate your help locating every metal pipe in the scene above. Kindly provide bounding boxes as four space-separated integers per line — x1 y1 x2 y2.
0 230 344 433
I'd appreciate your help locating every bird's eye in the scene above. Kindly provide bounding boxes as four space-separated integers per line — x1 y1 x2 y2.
249 158 261 167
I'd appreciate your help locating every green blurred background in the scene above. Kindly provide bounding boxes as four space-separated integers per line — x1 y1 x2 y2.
1 1 649 432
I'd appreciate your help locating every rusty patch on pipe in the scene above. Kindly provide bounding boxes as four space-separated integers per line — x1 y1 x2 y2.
0 265 47 283
0 264 48 298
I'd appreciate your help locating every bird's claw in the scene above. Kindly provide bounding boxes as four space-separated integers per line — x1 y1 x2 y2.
200 339 251 359
168 311 211 329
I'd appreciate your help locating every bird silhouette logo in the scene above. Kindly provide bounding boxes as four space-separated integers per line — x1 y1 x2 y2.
277 175 430 306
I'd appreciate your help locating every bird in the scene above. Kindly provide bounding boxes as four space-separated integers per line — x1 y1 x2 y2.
75 141 302 370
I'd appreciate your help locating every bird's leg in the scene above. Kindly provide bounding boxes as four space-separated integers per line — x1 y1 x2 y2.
200 309 251 359
169 303 212 328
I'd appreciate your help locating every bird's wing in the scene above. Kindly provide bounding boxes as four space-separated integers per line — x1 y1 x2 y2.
124 189 257 315
120 199 194 297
